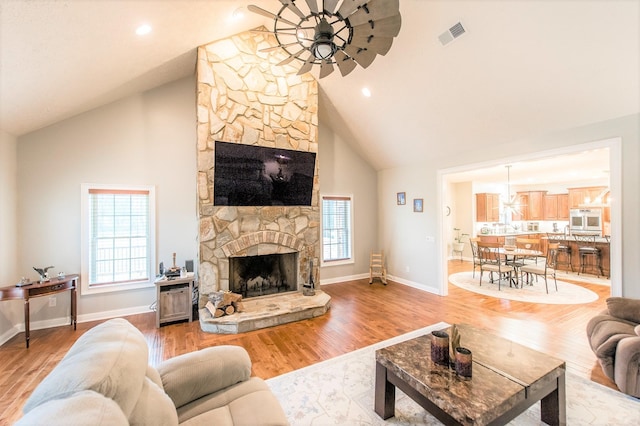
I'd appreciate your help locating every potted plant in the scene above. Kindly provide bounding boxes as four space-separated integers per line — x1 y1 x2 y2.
453 228 469 252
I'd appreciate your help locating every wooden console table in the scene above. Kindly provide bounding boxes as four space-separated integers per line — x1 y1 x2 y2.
0 274 78 348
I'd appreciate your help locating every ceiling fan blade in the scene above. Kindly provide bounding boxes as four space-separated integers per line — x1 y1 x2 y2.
277 48 306 66
349 35 393 55
260 42 300 53
347 0 400 26
319 61 335 78
247 5 299 27
323 0 340 14
278 1 307 20
297 55 316 75
351 14 402 38
304 0 319 14
337 0 369 18
343 44 377 68
334 50 357 76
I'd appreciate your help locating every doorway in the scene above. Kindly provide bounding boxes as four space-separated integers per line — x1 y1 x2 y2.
437 138 622 298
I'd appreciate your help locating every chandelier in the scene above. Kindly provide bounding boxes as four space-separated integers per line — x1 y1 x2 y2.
502 165 521 215
248 0 402 78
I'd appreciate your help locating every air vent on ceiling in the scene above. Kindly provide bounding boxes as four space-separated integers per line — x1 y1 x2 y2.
438 22 466 46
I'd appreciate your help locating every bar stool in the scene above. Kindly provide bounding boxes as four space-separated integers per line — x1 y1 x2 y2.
574 234 603 277
546 233 573 272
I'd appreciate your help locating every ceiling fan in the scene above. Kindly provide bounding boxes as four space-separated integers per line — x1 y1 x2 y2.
247 0 402 78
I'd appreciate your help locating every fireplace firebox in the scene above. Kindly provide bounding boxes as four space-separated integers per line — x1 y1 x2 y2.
229 252 298 298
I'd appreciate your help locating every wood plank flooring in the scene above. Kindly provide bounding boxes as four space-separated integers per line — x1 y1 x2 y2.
0 260 615 425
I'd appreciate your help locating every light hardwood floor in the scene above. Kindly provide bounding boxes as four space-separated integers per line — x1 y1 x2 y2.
0 260 615 425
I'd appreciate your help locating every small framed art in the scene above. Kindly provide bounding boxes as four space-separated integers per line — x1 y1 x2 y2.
397 192 406 205
413 198 423 212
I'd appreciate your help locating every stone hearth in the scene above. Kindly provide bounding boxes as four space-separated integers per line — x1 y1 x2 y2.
199 290 330 334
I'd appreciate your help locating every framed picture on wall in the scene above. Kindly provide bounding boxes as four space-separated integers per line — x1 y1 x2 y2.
413 198 423 212
397 192 406 205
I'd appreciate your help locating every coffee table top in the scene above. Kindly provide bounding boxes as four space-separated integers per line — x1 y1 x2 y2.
375 324 565 424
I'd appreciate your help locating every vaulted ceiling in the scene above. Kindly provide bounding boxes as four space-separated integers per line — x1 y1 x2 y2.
1 1 638 171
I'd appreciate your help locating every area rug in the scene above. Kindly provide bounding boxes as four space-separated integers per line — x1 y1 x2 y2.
448 271 599 304
266 323 639 425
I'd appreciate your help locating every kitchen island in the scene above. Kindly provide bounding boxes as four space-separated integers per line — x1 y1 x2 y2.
477 232 610 278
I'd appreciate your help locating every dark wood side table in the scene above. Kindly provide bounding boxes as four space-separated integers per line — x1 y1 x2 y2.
0 274 78 348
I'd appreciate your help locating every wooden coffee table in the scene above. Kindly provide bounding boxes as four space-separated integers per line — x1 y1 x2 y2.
375 324 566 425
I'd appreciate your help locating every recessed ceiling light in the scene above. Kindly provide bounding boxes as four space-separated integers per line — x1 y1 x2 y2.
362 87 371 97
135 24 152 36
232 7 245 21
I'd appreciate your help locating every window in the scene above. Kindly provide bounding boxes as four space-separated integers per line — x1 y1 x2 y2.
321 195 353 265
81 184 156 294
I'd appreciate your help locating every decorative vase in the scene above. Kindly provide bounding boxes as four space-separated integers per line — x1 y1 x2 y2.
453 242 465 252
430 330 450 365
455 347 473 378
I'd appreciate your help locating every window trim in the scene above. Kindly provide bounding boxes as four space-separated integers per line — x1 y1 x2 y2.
320 194 355 267
80 183 156 295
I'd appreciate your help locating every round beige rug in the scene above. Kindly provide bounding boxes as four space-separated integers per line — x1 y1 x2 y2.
449 271 599 304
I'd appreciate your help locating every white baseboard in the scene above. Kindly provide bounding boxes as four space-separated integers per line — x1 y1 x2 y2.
0 305 153 347
320 273 369 285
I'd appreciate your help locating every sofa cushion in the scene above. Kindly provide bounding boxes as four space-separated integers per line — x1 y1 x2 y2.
606 297 640 323
23 318 149 417
636 324 640 337
158 345 251 409
129 377 178 426
16 390 128 426
179 379 288 426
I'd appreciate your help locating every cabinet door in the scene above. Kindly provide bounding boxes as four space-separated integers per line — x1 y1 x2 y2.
568 189 583 208
543 194 558 220
476 193 487 222
528 191 545 220
557 194 569 220
488 193 500 222
512 193 528 221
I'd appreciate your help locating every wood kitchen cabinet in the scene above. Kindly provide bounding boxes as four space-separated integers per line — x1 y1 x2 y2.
543 193 569 220
568 186 608 208
476 193 500 222
514 191 546 221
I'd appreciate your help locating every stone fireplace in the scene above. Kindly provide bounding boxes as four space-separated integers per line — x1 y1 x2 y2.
195 27 320 309
229 252 297 298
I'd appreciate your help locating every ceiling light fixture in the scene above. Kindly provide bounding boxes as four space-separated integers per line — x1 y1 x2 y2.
502 165 522 216
135 24 152 36
248 0 402 78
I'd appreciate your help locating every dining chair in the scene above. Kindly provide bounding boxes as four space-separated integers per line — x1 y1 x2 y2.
477 241 517 290
520 242 559 294
469 238 482 278
515 237 541 265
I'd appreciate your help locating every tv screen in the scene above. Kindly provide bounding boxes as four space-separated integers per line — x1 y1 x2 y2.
213 141 316 206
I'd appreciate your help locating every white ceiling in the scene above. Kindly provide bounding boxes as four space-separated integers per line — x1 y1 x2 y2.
1 0 638 173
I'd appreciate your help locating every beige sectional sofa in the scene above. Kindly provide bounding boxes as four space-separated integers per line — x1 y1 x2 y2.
586 297 640 398
17 318 289 425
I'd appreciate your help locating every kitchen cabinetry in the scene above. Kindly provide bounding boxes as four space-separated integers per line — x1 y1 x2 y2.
514 191 546 221
568 186 608 208
543 193 569 220
476 193 500 222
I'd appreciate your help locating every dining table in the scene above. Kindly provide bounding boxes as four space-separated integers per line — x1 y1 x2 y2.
496 247 543 287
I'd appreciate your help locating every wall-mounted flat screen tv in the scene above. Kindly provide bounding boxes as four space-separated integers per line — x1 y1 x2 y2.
213 141 316 206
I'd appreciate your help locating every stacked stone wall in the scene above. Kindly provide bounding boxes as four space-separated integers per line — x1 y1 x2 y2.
196 28 319 304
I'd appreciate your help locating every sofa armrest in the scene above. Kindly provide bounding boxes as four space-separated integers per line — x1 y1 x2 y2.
157 345 251 409
614 335 640 398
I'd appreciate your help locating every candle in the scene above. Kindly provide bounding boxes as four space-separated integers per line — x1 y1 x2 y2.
430 330 450 365
455 347 473 378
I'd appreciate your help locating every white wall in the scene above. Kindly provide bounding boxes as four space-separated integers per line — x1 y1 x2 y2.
379 114 640 298
318 121 379 283
0 130 21 339
10 77 197 337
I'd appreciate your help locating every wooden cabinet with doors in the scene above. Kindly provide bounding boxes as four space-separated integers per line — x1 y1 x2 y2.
476 193 500 222
568 186 608 208
514 191 546 221
543 193 569 220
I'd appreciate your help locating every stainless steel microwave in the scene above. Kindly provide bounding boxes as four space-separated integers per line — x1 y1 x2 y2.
570 208 602 234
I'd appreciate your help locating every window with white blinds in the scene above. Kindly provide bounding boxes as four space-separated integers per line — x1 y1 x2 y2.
321 195 353 264
81 184 156 294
